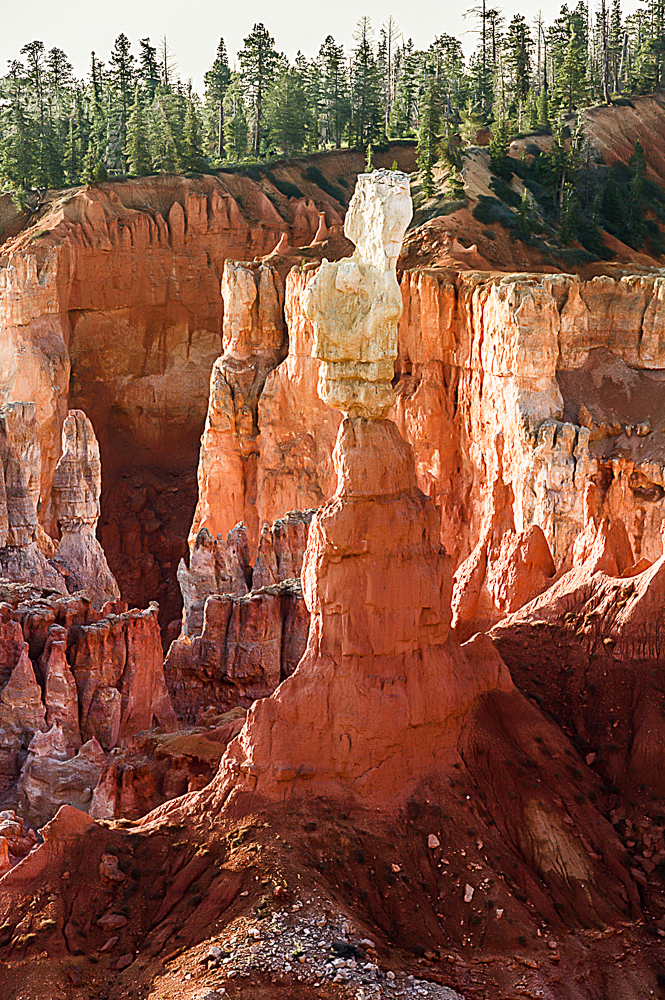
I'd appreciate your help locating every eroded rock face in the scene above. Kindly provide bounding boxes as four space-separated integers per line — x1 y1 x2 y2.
165 579 308 724
89 712 246 820
303 170 412 419
0 402 66 592
0 175 319 628
490 516 665 799
184 258 665 648
215 174 513 800
0 583 176 827
70 603 177 749
171 510 314 720
252 508 316 589
50 410 120 607
451 448 556 639
17 729 105 827
243 269 665 604
178 523 251 638
188 261 287 555
218 416 512 800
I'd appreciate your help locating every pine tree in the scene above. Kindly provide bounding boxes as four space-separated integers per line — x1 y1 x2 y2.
205 39 231 160
239 23 279 155
109 33 135 156
21 40 46 130
158 35 178 88
556 19 589 113
624 140 646 246
377 17 400 130
81 84 108 184
125 86 152 175
609 0 625 91
505 14 533 106
525 87 540 130
301 53 321 148
0 93 36 200
459 98 484 145
350 17 384 149
417 78 442 197
389 40 420 137
45 46 74 119
319 36 350 147
537 87 550 127
489 116 513 177
138 38 160 101
65 88 87 182
266 66 309 154
151 94 180 172
182 94 206 170
224 82 249 159
35 117 65 188
464 0 494 111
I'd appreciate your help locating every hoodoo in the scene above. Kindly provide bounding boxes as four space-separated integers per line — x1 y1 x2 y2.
218 170 512 801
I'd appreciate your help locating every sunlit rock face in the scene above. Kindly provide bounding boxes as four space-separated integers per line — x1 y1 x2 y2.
215 171 512 805
51 409 120 607
303 170 412 420
0 401 66 593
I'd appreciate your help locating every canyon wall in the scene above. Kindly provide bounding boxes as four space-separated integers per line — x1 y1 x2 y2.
191 266 665 628
0 146 417 628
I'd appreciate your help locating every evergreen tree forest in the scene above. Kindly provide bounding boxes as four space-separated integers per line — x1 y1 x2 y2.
2 6 665 253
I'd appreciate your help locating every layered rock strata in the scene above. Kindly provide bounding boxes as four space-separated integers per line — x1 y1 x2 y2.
166 579 308 724
188 260 287 555
172 509 314 719
89 710 246 820
0 159 389 626
191 266 665 631
219 415 512 800
178 522 252 638
0 402 65 592
1 159 662 998
216 171 512 800
50 409 120 607
490 512 665 801
0 582 176 825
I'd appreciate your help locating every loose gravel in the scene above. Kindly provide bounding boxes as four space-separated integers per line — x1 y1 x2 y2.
189 892 464 999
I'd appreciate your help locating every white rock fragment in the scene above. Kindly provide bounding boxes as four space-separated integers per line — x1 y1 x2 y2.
303 170 413 419
464 884 474 903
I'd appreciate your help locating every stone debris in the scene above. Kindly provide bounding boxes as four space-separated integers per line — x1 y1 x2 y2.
97 912 127 930
99 854 125 882
190 894 464 999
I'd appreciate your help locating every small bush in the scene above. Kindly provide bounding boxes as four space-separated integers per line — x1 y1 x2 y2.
266 171 304 199
472 196 516 228
439 198 467 215
305 165 346 202
648 233 665 257
643 178 665 204
551 246 596 266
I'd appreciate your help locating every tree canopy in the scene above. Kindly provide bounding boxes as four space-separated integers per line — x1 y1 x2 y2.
0 6 660 206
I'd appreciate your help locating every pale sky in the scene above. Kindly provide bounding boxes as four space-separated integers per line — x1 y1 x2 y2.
2 0 642 93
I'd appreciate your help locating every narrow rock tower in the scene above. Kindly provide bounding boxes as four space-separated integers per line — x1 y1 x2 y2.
216 171 512 804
